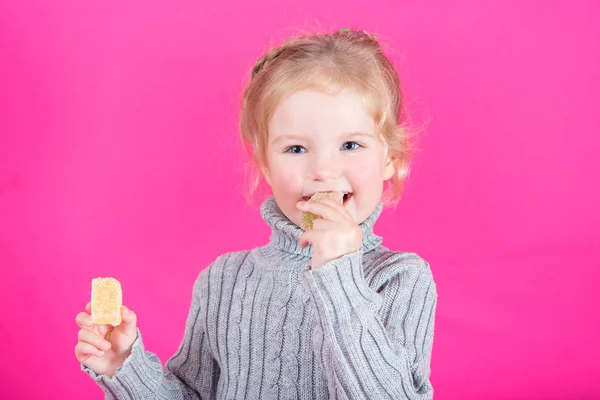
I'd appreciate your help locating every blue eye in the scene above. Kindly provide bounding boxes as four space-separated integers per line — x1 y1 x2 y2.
286 145 306 154
342 141 362 151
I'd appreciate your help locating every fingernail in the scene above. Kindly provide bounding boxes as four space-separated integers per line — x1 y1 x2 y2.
123 306 130 316
97 350 104 356
102 341 111 350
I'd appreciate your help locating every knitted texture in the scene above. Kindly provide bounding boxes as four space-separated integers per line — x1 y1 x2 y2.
82 197 437 399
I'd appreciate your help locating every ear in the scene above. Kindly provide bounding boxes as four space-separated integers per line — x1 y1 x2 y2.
261 163 272 187
383 155 395 181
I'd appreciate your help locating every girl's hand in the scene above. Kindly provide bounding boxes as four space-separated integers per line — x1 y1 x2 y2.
297 198 362 269
74 302 138 378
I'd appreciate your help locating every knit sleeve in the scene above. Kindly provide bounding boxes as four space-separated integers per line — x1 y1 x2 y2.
81 262 220 399
301 250 437 400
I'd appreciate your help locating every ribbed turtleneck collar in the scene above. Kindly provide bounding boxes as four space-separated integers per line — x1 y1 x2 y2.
259 196 384 260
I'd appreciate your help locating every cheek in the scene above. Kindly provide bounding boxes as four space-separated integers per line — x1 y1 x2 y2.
272 174 298 194
347 154 385 186
268 159 304 195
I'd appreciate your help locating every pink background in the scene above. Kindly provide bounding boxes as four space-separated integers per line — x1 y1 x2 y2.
1 0 598 398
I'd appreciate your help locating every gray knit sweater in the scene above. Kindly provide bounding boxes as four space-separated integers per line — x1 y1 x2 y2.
82 197 437 399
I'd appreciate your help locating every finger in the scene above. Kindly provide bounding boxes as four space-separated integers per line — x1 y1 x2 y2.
297 201 345 223
85 302 99 336
118 305 138 337
75 311 93 329
310 218 339 231
80 303 103 335
299 230 319 248
78 328 112 351
96 323 112 336
321 198 355 221
75 341 105 361
84 302 101 333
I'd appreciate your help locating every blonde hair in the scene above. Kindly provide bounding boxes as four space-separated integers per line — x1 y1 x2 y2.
239 28 421 208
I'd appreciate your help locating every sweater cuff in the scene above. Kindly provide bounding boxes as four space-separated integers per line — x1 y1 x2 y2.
81 328 158 395
302 250 383 318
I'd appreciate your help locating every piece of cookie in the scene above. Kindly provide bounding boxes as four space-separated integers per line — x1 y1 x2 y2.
91 277 122 326
301 191 344 230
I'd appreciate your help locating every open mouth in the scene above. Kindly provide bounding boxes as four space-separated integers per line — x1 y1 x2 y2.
302 192 353 205
342 192 352 205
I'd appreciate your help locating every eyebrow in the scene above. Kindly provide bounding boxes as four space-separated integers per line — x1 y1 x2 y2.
270 131 375 145
344 131 376 139
270 134 304 145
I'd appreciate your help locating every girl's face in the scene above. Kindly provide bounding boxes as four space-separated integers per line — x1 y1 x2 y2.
264 89 394 227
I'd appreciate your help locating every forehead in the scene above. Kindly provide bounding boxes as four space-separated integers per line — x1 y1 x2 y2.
268 89 375 138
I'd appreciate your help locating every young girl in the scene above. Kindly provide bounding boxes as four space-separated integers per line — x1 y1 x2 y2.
75 28 437 399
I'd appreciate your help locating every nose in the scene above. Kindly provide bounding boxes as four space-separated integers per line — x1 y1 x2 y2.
308 152 341 182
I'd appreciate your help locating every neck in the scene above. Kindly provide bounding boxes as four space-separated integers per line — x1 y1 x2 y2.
259 197 384 260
